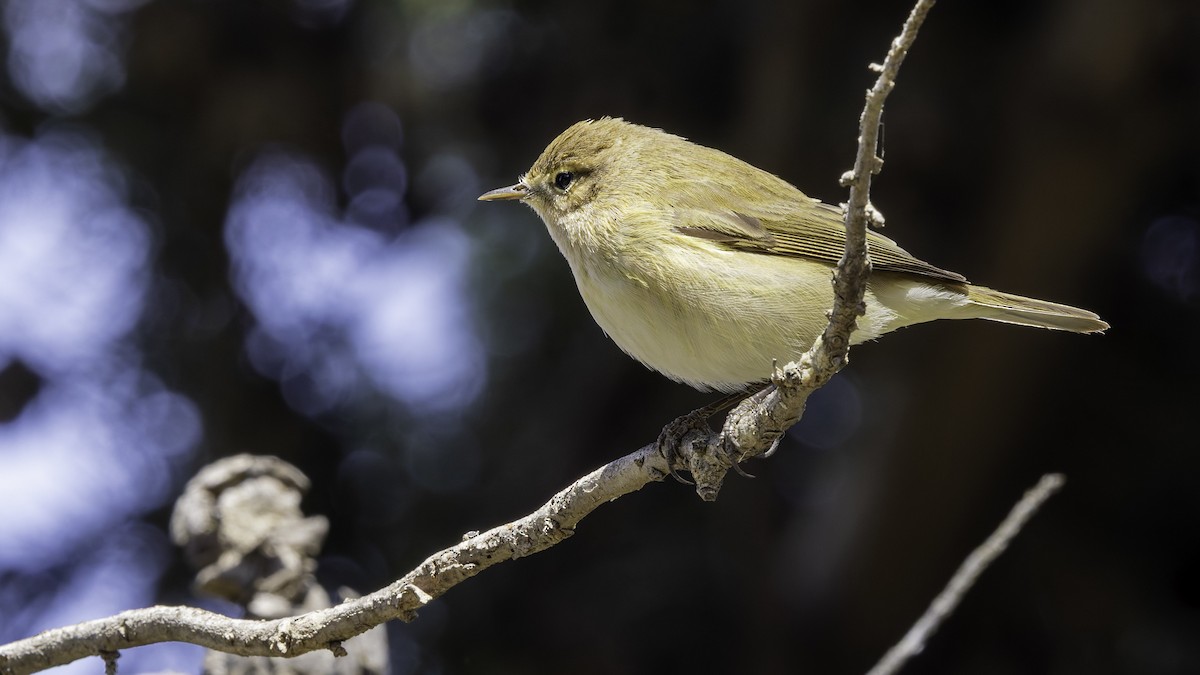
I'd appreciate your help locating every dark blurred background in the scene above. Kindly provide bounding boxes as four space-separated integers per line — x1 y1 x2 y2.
0 0 1197 673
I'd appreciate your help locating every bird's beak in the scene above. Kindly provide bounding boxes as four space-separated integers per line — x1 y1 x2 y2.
478 182 528 202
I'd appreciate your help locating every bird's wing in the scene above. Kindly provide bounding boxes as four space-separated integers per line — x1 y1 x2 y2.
671 197 967 284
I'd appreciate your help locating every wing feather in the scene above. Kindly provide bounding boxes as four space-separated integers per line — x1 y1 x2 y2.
671 196 966 284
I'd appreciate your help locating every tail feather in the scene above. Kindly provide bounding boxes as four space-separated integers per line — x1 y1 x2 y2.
965 285 1108 334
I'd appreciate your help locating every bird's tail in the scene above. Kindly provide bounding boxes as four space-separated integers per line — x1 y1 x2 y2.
964 285 1108 333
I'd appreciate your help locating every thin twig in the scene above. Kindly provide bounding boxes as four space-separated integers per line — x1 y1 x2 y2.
866 473 1067 675
99 651 118 675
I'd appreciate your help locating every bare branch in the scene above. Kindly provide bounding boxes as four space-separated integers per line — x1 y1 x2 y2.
686 0 938 498
866 473 1067 675
0 445 669 675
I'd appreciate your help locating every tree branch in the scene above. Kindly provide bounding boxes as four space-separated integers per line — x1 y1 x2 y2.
684 0 937 498
0 445 673 675
867 473 1066 675
0 1 938 672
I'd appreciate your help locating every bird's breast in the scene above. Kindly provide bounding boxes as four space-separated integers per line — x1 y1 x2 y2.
567 239 839 391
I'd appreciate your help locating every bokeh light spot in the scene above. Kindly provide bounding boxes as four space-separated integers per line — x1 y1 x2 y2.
0 128 201 658
1141 215 1200 305
2 0 145 113
226 147 486 417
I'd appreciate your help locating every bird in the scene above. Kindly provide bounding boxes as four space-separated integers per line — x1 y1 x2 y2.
480 117 1107 393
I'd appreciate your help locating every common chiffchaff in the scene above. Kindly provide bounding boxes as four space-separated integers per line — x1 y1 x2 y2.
480 118 1107 392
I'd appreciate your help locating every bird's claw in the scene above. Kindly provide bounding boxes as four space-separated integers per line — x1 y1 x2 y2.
730 460 755 479
657 409 711 484
657 391 761 485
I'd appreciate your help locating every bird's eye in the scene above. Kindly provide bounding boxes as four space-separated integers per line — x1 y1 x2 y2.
554 171 574 190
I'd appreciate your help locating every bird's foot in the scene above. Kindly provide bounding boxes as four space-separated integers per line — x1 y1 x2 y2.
656 408 711 485
657 392 756 495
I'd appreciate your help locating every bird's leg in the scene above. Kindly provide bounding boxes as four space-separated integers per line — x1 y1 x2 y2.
656 391 748 485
